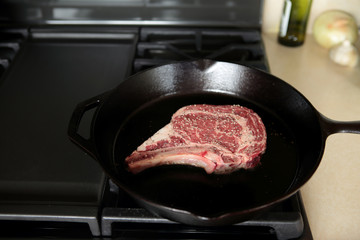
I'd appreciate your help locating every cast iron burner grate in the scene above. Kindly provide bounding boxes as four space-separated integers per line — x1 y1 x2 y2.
101 180 305 240
133 27 268 73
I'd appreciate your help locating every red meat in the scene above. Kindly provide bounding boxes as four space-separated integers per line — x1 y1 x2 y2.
125 104 267 174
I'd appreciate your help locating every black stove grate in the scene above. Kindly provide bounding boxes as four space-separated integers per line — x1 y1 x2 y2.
133 27 269 73
101 180 304 240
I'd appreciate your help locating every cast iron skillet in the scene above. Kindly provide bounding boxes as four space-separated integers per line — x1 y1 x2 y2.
68 60 360 226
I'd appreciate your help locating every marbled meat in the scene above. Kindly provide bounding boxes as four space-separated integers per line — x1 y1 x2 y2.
125 104 267 174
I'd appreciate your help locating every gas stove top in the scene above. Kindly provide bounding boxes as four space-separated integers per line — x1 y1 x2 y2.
0 1 312 239
0 26 312 240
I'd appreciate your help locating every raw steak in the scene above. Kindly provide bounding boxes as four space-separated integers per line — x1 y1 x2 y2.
125 104 267 174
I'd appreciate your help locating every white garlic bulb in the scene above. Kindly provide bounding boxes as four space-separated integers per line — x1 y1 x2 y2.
329 40 359 67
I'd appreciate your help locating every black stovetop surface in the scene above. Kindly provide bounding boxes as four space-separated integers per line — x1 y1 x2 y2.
0 26 312 239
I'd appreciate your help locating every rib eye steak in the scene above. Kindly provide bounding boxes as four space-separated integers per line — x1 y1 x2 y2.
125 104 267 174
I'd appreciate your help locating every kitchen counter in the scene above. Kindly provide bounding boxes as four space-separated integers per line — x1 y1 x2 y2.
262 33 360 240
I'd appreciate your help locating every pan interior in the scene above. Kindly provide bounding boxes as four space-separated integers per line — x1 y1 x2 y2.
113 91 299 217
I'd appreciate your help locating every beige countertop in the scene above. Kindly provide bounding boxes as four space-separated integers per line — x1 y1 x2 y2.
262 33 360 240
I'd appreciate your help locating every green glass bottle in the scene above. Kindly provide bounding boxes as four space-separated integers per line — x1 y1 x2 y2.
278 0 312 47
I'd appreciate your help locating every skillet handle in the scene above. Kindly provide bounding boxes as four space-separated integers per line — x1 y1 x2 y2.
319 113 360 138
68 92 109 158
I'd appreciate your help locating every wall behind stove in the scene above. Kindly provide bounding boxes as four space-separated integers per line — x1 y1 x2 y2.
262 0 360 33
